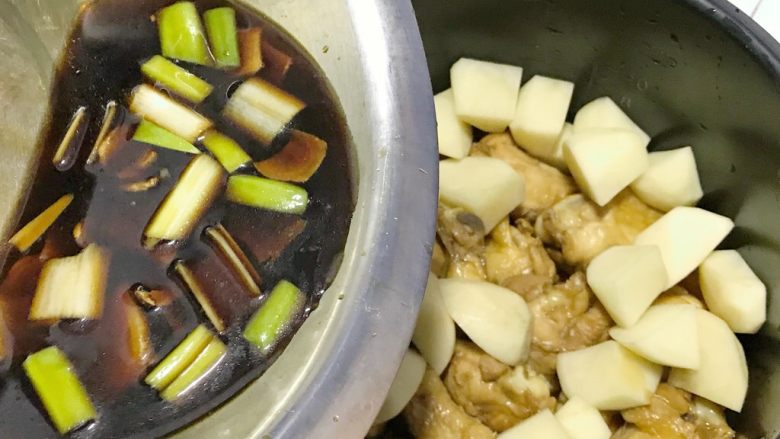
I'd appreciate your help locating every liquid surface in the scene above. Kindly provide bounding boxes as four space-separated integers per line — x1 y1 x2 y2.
0 0 353 437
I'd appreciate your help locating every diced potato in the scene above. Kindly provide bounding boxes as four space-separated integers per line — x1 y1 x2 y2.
498 409 569 439
439 156 525 232
509 75 574 161
374 349 426 424
668 310 748 412
634 207 734 288
412 274 455 375
564 128 648 206
450 58 523 132
434 89 473 159
586 245 668 327
573 97 650 148
609 304 700 369
546 122 573 169
555 397 612 439
630 147 703 211
557 341 662 410
699 250 766 333
438 278 532 365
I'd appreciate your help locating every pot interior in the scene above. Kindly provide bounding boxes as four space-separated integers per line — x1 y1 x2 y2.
413 0 780 436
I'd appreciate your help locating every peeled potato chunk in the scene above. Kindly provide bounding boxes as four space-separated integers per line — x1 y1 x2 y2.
434 89 473 159
700 250 766 333
439 156 525 232
450 58 523 132
564 128 649 206
498 409 569 439
555 397 612 439
412 274 456 374
545 122 572 170
374 349 426 424
509 75 574 162
586 245 668 327
668 310 749 412
438 278 532 365
557 340 662 410
573 96 650 148
609 304 700 369
630 146 703 211
634 206 734 288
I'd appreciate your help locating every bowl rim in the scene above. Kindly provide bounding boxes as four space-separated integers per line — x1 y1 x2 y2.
173 0 439 438
259 1 439 436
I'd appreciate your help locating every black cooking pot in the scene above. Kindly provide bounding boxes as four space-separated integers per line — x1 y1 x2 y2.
412 0 780 436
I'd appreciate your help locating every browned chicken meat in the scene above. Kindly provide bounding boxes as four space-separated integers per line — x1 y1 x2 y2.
527 272 613 376
443 341 556 432
689 397 741 439
484 217 557 286
536 191 662 267
653 286 705 308
437 205 487 280
621 383 697 438
620 384 736 439
471 133 577 220
430 240 450 279
612 425 656 439
404 368 496 439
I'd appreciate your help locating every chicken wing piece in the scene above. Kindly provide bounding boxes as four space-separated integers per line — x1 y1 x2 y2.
437 204 487 280
620 384 736 439
484 217 557 286
653 285 705 308
527 272 613 376
404 367 496 439
689 397 739 439
472 133 577 220
536 191 661 267
431 239 450 279
443 341 556 432
612 426 656 439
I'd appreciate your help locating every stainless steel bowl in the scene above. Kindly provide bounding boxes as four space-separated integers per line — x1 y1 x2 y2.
412 0 780 437
0 0 437 438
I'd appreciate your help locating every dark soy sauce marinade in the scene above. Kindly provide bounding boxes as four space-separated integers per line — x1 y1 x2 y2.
0 0 353 437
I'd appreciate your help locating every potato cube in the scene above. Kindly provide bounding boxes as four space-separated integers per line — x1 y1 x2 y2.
412 274 456 374
609 304 700 368
634 207 734 288
555 397 611 439
573 97 650 148
509 75 574 161
439 156 524 232
586 245 668 327
700 250 766 333
668 310 749 412
434 89 473 158
498 410 569 439
439 278 532 365
631 146 703 211
557 340 662 410
564 128 648 205
451 58 523 133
